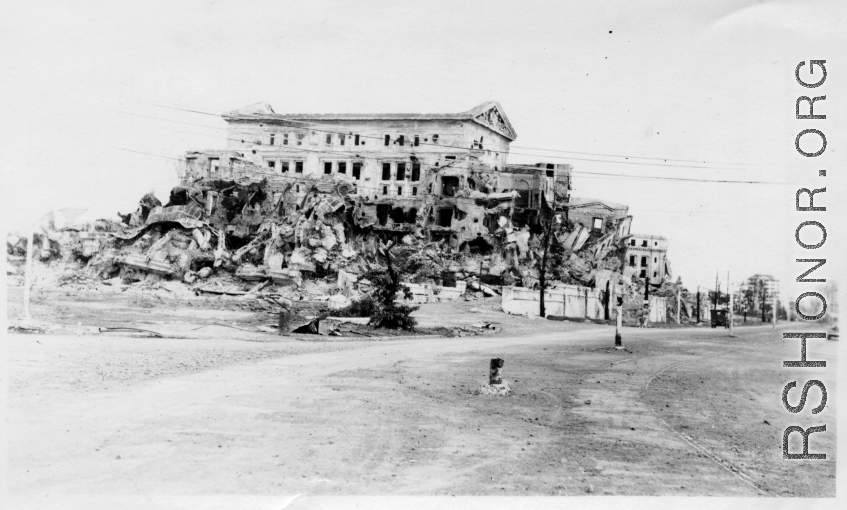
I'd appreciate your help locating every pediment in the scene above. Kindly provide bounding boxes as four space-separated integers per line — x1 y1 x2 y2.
469 102 517 140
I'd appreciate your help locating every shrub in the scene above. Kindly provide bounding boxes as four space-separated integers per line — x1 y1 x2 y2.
334 296 377 318
369 303 419 330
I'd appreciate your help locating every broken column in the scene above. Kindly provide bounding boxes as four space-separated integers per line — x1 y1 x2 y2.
489 358 504 385
615 296 623 348
476 357 512 396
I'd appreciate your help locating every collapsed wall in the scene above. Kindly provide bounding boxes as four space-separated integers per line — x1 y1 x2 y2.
7 155 675 319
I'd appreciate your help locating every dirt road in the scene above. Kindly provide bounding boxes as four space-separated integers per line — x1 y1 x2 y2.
6 309 837 505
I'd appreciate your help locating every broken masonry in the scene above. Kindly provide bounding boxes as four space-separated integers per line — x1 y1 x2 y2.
7 100 683 327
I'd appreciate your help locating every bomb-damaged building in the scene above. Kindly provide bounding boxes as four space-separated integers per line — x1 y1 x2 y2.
180 101 572 252
12 100 682 325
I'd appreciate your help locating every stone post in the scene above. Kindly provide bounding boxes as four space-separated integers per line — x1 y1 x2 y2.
489 358 505 385
615 296 623 347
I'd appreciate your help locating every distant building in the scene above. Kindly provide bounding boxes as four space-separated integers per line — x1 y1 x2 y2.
625 234 669 285
567 197 631 236
747 274 780 298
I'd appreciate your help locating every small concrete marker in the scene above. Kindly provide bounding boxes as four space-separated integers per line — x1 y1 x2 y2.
489 358 504 385
475 358 511 396
614 296 624 349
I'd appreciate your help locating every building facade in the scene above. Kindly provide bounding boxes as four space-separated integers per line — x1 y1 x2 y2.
625 234 669 284
746 274 780 297
180 101 572 250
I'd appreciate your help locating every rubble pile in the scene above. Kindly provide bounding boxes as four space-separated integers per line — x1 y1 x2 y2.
8 160 671 330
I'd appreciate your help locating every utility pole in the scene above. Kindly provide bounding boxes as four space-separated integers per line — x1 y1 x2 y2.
604 280 610 321
643 277 650 327
22 229 35 323
772 290 777 329
728 271 734 337
696 286 701 323
714 272 719 312
676 282 681 324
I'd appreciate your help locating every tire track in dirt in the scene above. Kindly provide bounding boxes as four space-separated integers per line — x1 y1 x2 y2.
641 349 775 497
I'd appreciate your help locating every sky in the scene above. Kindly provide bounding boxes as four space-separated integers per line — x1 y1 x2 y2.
2 0 845 299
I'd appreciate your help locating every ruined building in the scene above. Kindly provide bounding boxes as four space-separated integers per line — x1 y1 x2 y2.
179 101 572 253
625 234 670 285
12 100 677 324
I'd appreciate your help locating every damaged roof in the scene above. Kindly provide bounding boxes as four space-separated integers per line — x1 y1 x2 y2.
223 101 517 140
568 197 629 213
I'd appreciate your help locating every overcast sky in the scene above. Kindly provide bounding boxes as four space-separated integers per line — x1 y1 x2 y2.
2 0 844 298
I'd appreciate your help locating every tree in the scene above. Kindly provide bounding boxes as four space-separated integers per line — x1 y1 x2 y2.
365 238 418 330
537 209 568 317
757 279 769 322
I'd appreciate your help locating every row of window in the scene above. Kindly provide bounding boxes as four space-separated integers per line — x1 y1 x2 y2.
381 185 419 197
266 133 307 146
265 159 305 174
382 134 440 147
264 159 428 182
322 161 363 179
629 238 660 247
381 161 421 181
263 131 446 148
629 255 660 267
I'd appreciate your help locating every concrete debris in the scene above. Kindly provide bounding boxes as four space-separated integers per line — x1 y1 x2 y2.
8 104 674 328
475 382 513 397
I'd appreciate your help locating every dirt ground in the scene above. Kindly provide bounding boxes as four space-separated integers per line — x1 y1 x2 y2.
4 286 837 505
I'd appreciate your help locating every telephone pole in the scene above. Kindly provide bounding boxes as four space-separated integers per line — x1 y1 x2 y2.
772 290 777 329
714 272 719 312
696 286 700 323
22 229 35 323
728 271 734 337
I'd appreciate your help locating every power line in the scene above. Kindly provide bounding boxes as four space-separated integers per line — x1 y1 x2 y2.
137 99 757 168
137 100 757 172
505 164 783 185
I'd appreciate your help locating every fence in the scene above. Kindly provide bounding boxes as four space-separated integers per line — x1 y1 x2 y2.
501 285 667 324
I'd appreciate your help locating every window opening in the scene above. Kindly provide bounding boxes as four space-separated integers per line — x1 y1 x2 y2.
437 208 454 227
441 176 460 197
592 218 603 231
324 162 332 174
411 162 421 181
382 163 391 180
377 204 390 226
295 161 303 173
396 162 406 180
352 162 362 180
